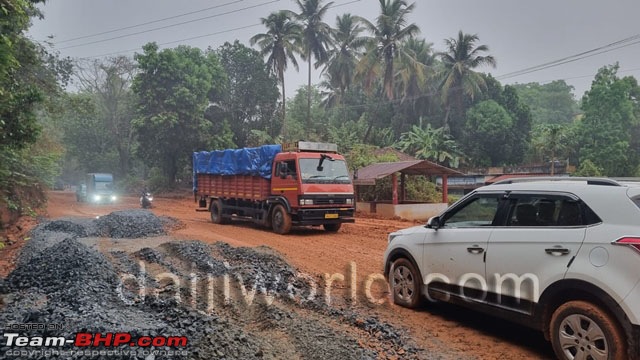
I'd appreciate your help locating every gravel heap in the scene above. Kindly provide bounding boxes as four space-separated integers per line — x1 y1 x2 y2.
162 241 227 275
134 247 165 264
95 210 166 238
213 242 312 301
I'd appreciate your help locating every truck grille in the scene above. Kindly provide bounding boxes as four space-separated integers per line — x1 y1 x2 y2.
313 198 347 205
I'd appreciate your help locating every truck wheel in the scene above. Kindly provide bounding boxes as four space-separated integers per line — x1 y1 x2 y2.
271 204 292 234
210 200 228 225
550 300 627 360
323 223 341 232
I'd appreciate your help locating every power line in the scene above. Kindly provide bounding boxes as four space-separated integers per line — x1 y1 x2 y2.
498 39 640 81
58 0 281 50
80 23 263 59
496 34 640 80
78 0 361 59
55 0 247 44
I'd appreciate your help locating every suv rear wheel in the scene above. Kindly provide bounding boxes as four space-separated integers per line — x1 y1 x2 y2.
390 258 421 308
550 300 627 360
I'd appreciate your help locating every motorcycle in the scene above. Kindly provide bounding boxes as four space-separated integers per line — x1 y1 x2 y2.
140 192 153 209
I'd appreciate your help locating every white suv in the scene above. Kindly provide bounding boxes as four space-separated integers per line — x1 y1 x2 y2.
383 177 640 360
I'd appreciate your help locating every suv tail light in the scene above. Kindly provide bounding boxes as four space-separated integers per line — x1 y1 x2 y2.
614 237 640 253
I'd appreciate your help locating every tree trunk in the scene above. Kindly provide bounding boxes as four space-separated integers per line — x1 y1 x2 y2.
307 49 312 138
280 67 286 140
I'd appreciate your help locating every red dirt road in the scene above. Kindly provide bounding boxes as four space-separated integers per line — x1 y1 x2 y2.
42 191 554 359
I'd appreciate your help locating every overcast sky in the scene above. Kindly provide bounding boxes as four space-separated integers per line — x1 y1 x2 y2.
28 0 640 99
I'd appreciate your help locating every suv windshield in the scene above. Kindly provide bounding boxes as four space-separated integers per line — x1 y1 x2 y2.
299 158 351 184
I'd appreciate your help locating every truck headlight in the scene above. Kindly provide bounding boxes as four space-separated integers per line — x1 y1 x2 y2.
93 194 102 202
299 199 314 205
345 198 353 205
110 195 117 201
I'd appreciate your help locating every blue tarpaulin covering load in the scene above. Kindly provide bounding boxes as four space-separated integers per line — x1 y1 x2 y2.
193 145 281 189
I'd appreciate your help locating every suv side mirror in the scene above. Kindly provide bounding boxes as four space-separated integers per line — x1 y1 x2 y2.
426 216 441 229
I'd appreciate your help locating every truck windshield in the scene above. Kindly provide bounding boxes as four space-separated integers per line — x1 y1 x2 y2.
95 182 112 191
299 158 351 184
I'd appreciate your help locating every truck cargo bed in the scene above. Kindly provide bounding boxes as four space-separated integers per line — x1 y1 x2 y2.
196 174 270 200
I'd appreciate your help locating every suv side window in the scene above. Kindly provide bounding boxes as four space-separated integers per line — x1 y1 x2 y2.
506 194 601 227
443 194 502 228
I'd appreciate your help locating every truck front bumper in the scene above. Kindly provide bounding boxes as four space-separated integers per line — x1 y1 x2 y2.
293 207 355 225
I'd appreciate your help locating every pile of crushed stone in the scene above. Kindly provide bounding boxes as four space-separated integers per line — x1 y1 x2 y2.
95 210 166 238
0 211 421 359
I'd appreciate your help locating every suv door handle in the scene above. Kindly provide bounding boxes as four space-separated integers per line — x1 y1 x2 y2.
545 247 571 256
467 246 485 254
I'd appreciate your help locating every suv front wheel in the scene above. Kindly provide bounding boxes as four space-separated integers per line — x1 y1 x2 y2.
550 300 627 360
390 258 421 308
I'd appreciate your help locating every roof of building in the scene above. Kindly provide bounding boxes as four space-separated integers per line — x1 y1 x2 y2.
371 147 417 161
354 160 463 186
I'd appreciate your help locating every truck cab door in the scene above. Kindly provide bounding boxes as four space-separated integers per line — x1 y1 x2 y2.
271 160 299 205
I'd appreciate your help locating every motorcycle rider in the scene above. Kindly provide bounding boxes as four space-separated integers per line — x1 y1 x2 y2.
140 184 153 209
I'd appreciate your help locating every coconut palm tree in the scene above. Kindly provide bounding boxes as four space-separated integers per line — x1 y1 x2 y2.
324 13 366 101
357 0 420 100
393 37 436 133
293 0 334 133
250 11 302 139
395 37 434 103
437 30 496 137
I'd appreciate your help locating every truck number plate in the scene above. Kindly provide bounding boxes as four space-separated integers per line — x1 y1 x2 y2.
325 213 339 219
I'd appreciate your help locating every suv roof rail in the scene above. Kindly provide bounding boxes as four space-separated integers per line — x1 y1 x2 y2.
491 176 622 186
611 177 640 182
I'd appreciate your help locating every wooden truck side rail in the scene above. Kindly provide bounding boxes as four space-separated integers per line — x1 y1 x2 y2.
196 174 270 200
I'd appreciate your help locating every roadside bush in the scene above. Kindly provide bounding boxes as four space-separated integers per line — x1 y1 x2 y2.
357 176 442 203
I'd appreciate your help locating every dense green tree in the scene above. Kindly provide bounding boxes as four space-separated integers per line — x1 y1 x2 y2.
437 31 496 139
464 100 513 166
214 41 279 147
512 81 579 125
472 76 532 165
59 94 119 173
293 0 333 130
250 11 302 138
531 123 571 175
577 64 639 176
285 85 327 141
75 56 136 177
132 43 226 184
501 85 532 164
0 0 72 216
357 0 420 100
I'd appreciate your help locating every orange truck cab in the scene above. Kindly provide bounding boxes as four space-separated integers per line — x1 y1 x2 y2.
193 142 355 234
